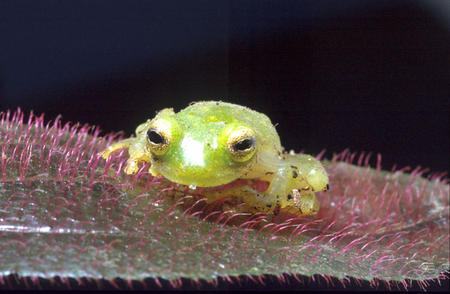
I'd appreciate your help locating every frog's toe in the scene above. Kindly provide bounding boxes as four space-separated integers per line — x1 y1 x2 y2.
100 147 114 159
124 159 140 175
293 189 319 216
305 169 329 192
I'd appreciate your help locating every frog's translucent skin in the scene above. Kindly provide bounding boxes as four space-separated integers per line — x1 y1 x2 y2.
101 101 329 216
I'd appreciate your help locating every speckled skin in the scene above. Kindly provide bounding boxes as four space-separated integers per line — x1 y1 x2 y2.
101 101 329 215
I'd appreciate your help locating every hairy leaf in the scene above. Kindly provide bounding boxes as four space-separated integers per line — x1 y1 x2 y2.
0 109 448 289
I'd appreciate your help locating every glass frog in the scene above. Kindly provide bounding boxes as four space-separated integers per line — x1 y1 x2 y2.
101 101 329 216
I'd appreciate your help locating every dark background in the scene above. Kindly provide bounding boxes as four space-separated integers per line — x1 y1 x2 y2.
1 0 449 173
0 0 449 291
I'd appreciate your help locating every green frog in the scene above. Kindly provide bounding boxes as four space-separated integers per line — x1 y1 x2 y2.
101 101 328 216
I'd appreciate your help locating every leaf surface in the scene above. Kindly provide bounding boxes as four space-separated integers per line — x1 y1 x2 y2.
0 110 448 288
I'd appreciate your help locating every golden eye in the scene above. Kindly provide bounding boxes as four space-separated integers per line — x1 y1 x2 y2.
147 119 172 155
226 127 257 162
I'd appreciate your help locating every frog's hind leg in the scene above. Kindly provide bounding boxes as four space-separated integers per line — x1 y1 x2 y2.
264 162 321 216
290 189 320 216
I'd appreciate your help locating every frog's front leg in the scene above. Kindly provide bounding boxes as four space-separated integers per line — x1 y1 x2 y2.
201 153 328 216
101 138 135 159
101 138 152 175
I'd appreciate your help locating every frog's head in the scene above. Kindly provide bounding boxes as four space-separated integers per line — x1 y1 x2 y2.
135 107 259 187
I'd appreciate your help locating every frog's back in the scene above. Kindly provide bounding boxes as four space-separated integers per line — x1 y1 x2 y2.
180 101 282 151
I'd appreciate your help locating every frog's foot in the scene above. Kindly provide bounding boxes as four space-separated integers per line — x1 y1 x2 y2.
204 185 318 217
123 154 153 175
124 158 140 175
101 138 152 175
292 189 319 216
263 160 326 216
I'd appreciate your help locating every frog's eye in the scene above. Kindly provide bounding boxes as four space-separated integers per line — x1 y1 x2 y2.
226 127 257 162
146 119 172 155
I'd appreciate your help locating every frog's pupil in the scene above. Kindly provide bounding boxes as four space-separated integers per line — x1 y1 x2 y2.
234 138 255 151
148 130 164 144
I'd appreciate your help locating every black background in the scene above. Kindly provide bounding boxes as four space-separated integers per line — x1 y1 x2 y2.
0 0 449 291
